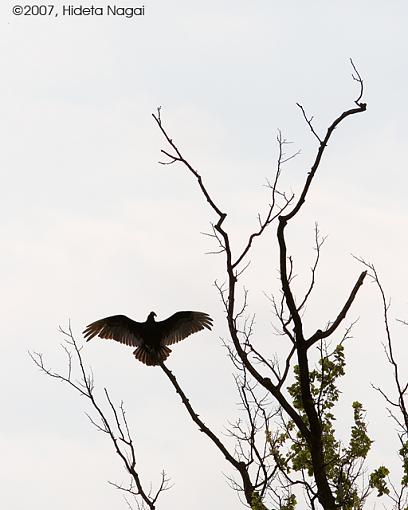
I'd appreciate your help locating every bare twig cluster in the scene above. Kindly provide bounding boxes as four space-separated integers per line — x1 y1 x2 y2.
354 258 408 509
29 326 170 510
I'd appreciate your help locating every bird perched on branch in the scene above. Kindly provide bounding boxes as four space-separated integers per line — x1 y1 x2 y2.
83 311 213 366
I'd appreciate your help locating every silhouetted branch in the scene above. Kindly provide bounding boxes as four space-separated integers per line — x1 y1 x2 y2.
355 258 408 438
297 223 327 313
296 103 323 143
232 131 296 270
306 270 367 348
29 326 167 510
353 258 408 509
159 361 258 505
350 58 365 107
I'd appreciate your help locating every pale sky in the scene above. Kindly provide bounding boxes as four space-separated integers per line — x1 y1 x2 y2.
2 1 408 509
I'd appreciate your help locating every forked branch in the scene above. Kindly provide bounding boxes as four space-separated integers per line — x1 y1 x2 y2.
29 327 166 510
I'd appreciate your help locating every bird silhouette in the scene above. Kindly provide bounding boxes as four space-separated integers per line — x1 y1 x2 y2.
83 311 213 366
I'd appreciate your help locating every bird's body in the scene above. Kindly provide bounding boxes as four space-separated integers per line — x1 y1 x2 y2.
83 311 212 366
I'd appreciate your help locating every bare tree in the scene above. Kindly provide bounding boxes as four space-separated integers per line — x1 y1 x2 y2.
354 259 408 510
32 62 406 510
151 60 369 510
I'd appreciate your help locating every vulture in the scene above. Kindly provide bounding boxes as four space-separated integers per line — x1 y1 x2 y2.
83 311 213 366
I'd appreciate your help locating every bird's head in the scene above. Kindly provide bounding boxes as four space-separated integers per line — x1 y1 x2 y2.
147 311 157 321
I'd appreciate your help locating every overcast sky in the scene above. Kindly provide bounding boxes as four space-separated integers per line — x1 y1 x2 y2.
2 1 408 509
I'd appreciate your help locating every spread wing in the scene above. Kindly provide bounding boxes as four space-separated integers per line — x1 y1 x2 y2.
159 311 213 346
83 315 144 347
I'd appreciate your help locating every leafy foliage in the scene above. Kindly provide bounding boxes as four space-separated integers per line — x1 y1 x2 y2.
280 494 297 510
251 492 266 510
400 441 408 487
269 344 384 508
369 466 390 497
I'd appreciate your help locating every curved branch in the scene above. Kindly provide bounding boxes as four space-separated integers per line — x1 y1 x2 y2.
306 270 367 348
159 362 256 505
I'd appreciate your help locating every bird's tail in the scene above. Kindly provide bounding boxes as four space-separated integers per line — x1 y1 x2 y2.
133 345 172 366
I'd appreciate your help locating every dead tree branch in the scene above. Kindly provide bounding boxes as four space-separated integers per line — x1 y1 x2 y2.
159 361 260 506
29 326 167 510
355 258 408 437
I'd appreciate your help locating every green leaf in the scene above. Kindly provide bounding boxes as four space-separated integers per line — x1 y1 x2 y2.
369 466 390 496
